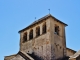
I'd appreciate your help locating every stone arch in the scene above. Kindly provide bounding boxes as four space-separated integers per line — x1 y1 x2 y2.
29 29 33 40
23 32 27 42
36 26 40 37
42 22 46 34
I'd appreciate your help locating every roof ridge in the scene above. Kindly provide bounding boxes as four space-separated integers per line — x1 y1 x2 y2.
18 14 67 33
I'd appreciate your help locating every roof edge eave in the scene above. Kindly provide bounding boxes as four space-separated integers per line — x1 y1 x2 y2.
18 14 68 33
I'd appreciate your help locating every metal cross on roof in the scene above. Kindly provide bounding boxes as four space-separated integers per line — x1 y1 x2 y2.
35 17 36 20
48 9 50 14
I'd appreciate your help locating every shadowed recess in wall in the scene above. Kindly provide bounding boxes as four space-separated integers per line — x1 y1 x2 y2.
27 52 42 60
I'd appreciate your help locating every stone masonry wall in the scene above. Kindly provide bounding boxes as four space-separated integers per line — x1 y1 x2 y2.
20 18 52 60
50 17 67 59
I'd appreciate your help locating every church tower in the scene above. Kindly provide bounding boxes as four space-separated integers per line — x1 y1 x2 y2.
18 14 68 60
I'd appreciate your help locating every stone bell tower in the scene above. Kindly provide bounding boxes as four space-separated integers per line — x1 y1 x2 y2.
18 14 67 60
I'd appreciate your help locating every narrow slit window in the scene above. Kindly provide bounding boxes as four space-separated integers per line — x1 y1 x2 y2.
29 29 33 40
23 32 27 42
42 23 46 34
36 26 40 37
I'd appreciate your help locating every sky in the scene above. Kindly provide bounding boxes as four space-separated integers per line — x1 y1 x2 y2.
0 0 80 60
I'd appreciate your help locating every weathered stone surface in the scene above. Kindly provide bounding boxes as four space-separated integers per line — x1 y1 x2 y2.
5 14 74 60
11 55 25 60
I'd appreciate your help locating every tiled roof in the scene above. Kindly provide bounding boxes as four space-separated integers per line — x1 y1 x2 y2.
18 14 68 33
67 47 76 53
18 51 34 60
4 54 17 60
69 50 80 59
